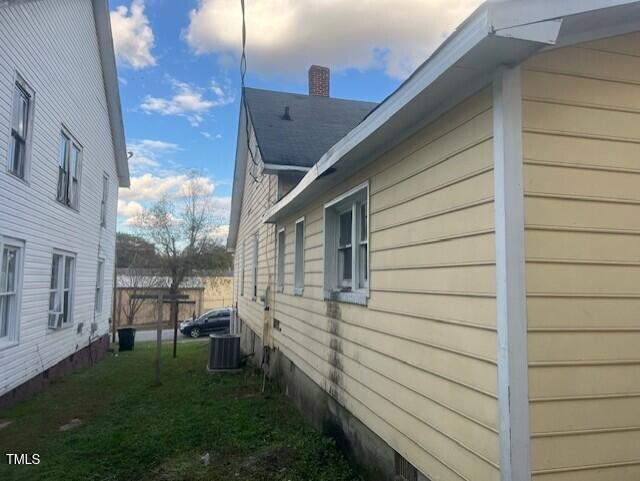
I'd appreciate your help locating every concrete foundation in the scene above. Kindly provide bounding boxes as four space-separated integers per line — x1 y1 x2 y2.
238 319 397 481
0 334 110 410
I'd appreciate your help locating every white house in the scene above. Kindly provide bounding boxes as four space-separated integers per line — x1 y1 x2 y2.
0 0 128 406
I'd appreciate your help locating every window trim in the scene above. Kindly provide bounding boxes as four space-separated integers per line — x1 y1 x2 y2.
240 239 246 297
276 227 285 293
6 73 35 184
323 181 369 305
252 233 259 301
0 237 24 350
293 217 305 296
100 173 109 227
95 258 105 313
56 126 83 211
48 250 76 330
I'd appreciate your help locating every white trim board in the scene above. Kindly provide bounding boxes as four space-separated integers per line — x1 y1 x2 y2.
493 65 531 481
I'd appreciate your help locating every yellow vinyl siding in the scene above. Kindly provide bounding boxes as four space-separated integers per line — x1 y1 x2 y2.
233 140 278 337
273 88 499 481
522 32 640 480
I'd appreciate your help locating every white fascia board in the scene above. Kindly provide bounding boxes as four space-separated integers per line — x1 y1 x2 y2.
92 0 130 188
227 105 249 251
262 163 310 173
263 7 491 223
488 0 640 31
493 65 531 481
493 19 563 45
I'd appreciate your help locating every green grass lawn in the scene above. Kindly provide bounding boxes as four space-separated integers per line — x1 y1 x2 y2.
0 342 361 481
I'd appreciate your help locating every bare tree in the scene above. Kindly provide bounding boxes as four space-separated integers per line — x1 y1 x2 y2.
132 174 223 351
133 174 219 294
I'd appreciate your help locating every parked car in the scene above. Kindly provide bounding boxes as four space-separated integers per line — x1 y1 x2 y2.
179 308 231 338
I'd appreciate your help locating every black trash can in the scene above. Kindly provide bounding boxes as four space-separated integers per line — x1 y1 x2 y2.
118 327 136 351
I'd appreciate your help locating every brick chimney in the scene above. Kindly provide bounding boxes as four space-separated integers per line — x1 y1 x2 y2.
308 65 330 97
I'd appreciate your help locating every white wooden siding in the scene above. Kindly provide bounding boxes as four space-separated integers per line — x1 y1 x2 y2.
0 0 119 395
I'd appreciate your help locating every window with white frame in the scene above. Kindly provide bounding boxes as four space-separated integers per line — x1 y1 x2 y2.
252 233 259 300
95 259 104 313
0 238 23 345
277 228 285 292
48 253 75 329
57 131 82 209
8 78 33 180
294 218 305 295
100 174 109 226
324 182 369 304
240 240 246 296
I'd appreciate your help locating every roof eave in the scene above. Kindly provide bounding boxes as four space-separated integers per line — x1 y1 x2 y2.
92 0 130 188
265 0 640 224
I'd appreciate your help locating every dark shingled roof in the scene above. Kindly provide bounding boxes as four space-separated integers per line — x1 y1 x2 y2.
244 87 377 169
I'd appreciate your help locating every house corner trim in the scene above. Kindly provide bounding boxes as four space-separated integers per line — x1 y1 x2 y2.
493 65 531 481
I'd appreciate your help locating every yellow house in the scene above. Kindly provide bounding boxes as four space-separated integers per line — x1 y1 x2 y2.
228 2 640 480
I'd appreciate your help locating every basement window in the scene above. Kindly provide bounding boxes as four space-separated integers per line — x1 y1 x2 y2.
323 182 369 305
276 228 285 293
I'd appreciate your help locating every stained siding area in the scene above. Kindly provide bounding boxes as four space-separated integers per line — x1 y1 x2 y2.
273 89 499 481
522 32 640 480
0 0 118 395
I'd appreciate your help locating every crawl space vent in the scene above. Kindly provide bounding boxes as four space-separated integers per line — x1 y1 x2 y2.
394 451 419 481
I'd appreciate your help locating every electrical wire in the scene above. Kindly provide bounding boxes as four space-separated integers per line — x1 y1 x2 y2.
240 0 263 184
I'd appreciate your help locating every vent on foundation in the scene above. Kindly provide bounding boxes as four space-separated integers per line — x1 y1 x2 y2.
394 452 418 481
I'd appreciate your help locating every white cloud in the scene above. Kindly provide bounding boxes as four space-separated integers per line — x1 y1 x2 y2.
127 139 180 173
184 0 483 80
209 224 230 243
118 199 145 217
110 0 157 69
140 78 235 126
201 132 223 140
119 173 215 203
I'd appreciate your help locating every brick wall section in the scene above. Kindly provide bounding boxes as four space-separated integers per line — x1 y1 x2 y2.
309 65 330 97
0 335 110 410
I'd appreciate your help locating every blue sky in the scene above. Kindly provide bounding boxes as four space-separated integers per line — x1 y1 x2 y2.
112 0 483 240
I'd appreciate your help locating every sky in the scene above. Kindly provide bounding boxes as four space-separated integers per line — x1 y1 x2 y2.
111 0 484 242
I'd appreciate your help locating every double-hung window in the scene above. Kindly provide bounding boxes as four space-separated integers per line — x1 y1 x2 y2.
8 78 33 180
48 253 75 329
294 218 305 295
57 131 82 209
276 228 285 292
95 259 104 313
324 182 369 304
100 174 109 227
0 238 23 346
252 233 259 300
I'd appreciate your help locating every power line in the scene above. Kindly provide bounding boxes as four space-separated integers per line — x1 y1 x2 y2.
240 0 262 184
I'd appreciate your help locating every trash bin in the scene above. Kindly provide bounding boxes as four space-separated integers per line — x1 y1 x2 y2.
118 327 136 351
